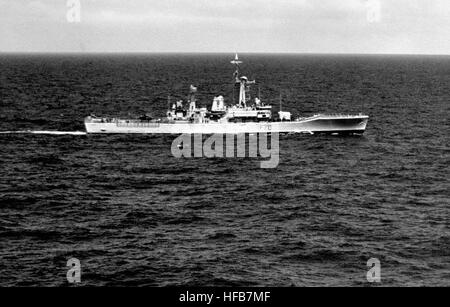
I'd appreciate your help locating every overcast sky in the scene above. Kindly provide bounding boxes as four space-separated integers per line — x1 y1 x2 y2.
1 0 449 54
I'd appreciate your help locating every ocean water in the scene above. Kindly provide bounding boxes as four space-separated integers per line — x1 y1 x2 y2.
0 54 448 286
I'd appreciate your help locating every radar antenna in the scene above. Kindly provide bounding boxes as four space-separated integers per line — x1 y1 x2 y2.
230 53 242 82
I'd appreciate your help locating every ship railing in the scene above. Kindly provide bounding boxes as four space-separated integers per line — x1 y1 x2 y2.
86 117 164 127
85 117 115 123
294 113 368 121
311 113 368 118
116 121 160 128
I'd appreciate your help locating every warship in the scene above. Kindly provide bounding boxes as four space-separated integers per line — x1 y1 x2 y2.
84 54 369 135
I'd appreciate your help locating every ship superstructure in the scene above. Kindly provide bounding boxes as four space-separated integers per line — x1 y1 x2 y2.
85 54 369 135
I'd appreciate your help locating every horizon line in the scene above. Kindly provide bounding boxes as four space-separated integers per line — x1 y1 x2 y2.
1 51 450 57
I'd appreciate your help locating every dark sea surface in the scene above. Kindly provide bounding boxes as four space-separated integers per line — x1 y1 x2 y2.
0 53 448 286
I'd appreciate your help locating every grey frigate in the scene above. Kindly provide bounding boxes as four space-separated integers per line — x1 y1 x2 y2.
85 54 369 135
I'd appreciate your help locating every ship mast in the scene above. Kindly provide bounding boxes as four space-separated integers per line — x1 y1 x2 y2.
230 53 242 83
230 53 254 108
280 93 282 112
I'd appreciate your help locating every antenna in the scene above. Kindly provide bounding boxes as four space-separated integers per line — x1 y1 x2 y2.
231 53 243 106
230 53 242 82
279 92 282 112
230 53 242 66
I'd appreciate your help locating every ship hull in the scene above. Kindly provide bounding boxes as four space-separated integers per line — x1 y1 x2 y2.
85 115 369 135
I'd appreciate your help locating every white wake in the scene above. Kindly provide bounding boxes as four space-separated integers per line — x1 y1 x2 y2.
0 130 87 135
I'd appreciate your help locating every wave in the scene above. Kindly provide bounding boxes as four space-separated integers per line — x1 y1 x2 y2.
0 130 87 135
